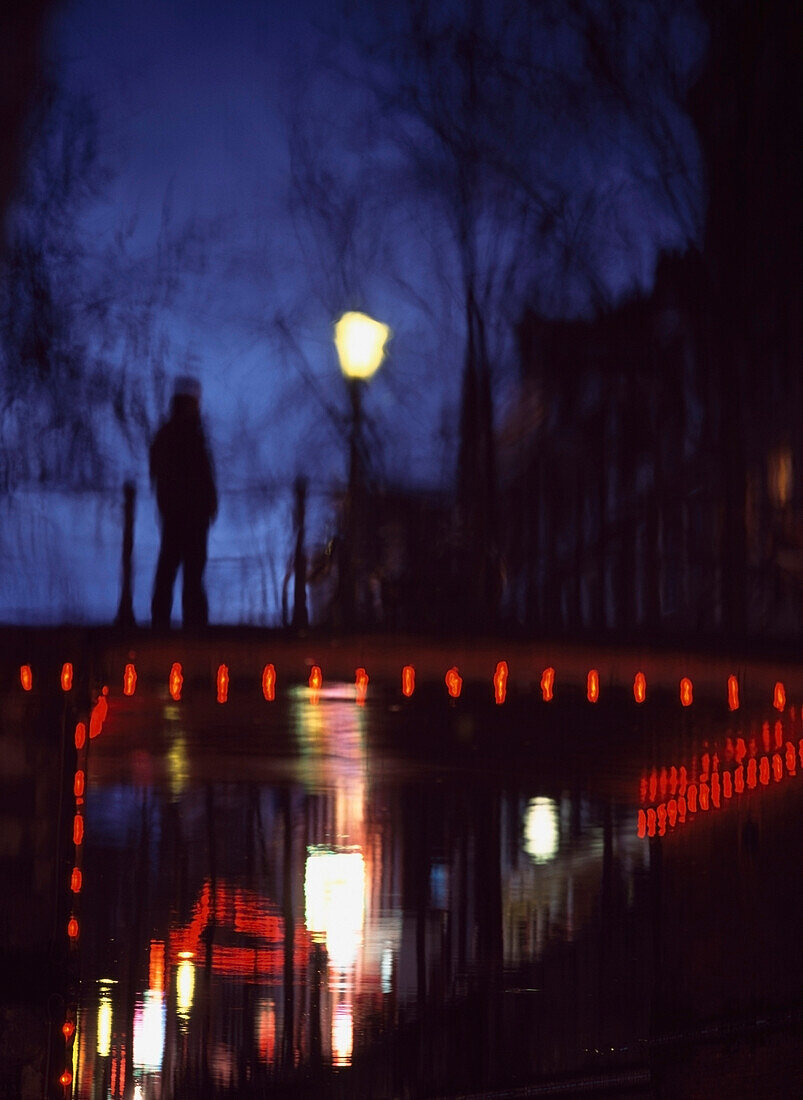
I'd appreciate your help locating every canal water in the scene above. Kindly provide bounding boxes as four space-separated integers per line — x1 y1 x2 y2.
60 676 803 1097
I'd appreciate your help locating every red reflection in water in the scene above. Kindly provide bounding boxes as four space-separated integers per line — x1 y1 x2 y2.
169 663 183 701
217 664 229 704
639 775 647 803
667 799 678 827
445 667 462 698
699 783 710 811
646 808 656 837
786 742 796 775
62 1021 75 1040
70 867 82 893
747 759 757 789
74 723 86 750
727 674 740 711
634 671 646 704
687 784 698 813
723 771 733 799
772 753 783 782
659 767 667 798
701 752 710 782
648 769 657 803
637 809 646 838
678 796 687 823
711 773 721 808
355 668 369 705
735 765 745 793
73 771 85 798
759 756 770 785
309 666 323 692
149 940 165 993
774 720 783 750
494 661 508 705
657 803 667 835
799 739 803 768
123 663 137 696
402 665 415 697
774 681 786 712
680 677 693 707
61 663 73 692
679 766 688 797
587 669 599 703
20 665 32 691
89 690 109 739
540 667 555 702
262 664 276 701
735 738 746 763
762 722 771 753
67 918 78 940
669 766 678 796
73 815 84 846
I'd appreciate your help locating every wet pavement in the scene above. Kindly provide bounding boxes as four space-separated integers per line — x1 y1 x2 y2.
4 639 803 1097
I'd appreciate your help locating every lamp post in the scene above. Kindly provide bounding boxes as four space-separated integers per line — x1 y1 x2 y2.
333 311 390 627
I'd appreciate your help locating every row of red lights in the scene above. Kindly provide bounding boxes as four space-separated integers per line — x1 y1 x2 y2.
17 659 793 712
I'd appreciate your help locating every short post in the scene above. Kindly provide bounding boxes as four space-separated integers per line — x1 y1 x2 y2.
292 476 309 631
115 481 136 629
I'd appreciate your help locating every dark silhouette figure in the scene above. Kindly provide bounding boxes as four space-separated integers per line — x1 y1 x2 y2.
149 377 217 629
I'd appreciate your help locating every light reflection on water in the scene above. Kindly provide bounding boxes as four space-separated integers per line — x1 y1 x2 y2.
71 685 803 1096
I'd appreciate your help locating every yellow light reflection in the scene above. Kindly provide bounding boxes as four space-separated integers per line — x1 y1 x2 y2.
304 848 365 970
334 311 390 380
523 798 559 864
332 1001 354 1066
176 958 195 1020
97 991 112 1058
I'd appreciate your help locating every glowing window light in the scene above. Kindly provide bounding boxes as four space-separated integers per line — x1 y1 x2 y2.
634 671 646 704
97 991 112 1058
727 675 740 710
587 669 599 703
262 664 276 701
61 663 73 692
332 1001 354 1067
133 991 165 1072
637 809 646 838
735 765 745 793
73 771 85 799
402 665 415 697
540 667 555 702
646 808 656 837
723 772 733 799
74 723 86 750
747 759 757 789
169 662 183 701
59 1071 72 1087
667 799 678 827
759 756 770 785
494 660 508 705
123 663 137 696
523 797 559 863
89 689 109 739
309 666 323 691
216 664 229 704
304 848 365 971
445 666 462 698
772 753 783 782
70 867 82 893
67 918 79 940
355 668 369 705
774 681 786 712
680 678 693 707
73 815 84 846
687 784 697 814
176 958 195 1017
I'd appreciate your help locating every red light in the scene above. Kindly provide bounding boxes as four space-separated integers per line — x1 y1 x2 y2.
735 765 745 793
699 783 710 811
62 1020 75 1040
587 669 599 703
540 667 555 702
634 671 646 704
123 663 137 696
70 867 82 893
493 661 508 705
680 677 693 707
309 666 322 691
735 738 746 763
445 667 462 699
89 692 108 739
61 663 73 692
169 662 183 701
774 681 786 712
216 664 229 704
262 664 276 701
402 665 415 697
67 918 79 940
667 799 678 827
669 766 678 796
759 756 770 785
762 721 771 753
74 723 86 750
73 815 84 846
723 772 733 799
637 809 646 838
711 773 721 808
355 667 369 705
639 775 647 803
799 738 803 768
774 720 783 749
727 674 739 711
786 742 796 775
646 808 656 837
20 665 32 691
747 759 757 789
678 766 687 796
677 796 687 823
59 1070 72 1086
648 768 657 803
659 767 667 798
73 771 85 798
657 803 667 835
700 752 710 782
687 784 697 813
772 753 783 782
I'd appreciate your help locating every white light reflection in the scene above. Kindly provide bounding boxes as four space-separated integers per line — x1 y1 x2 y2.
381 945 393 994
133 991 165 1072
304 848 365 970
331 1001 354 1066
97 992 112 1058
523 797 559 864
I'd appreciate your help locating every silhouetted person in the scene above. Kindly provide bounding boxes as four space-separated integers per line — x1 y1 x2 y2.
150 376 217 629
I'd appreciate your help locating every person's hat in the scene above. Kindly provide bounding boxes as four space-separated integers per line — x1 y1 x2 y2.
173 375 202 401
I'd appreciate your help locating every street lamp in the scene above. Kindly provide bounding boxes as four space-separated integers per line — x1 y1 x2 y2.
333 311 390 626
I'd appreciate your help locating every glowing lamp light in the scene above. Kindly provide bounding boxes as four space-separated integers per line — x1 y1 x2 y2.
20 665 32 691
735 765 745 793
74 723 86 750
445 666 462 698
759 756 770 785
123 663 137 696
334 311 390 381
97 990 112 1057
73 815 84 846
62 1021 75 1041
176 958 195 1017
747 759 757 788
59 1071 72 1087
73 771 85 798
355 667 369 705
634 671 646 704
216 664 229 704
723 772 733 798
304 848 365 971
262 663 276 701
680 677 693 707
309 666 323 692
67 918 79 940
774 681 786 712
523 797 559 863
169 663 183 701
687 784 697 813
332 1001 354 1067
133 991 165 1072
637 809 646 838
646 808 656 837
402 665 415 697
61 663 73 691
772 753 783 782
493 660 508 704
540 667 555 702
70 867 82 893
587 669 600 703
89 690 108 739
727 675 740 711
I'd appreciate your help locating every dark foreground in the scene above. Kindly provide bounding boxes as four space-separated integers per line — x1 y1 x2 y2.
2 632 803 1098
